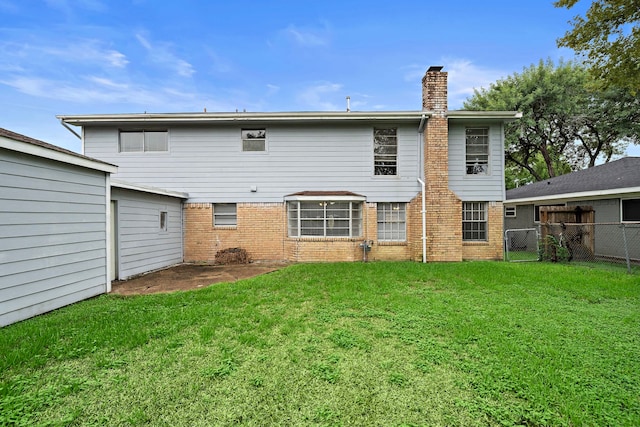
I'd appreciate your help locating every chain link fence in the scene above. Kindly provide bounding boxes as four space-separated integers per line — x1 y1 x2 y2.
505 223 640 274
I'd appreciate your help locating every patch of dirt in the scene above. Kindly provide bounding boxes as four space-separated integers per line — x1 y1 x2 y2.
110 262 288 296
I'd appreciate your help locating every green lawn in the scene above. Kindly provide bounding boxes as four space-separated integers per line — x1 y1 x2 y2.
1 262 639 426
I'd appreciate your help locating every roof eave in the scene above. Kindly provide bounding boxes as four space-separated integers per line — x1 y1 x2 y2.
506 186 640 204
57 111 433 126
447 110 522 121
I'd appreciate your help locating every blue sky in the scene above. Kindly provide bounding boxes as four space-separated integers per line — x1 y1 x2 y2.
1 0 637 156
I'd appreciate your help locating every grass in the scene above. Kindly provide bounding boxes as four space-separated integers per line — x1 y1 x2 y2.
1 262 639 426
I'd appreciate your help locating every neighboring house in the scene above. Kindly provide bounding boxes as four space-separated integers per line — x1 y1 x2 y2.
0 128 188 326
59 67 521 263
0 128 116 327
504 157 640 228
504 157 640 261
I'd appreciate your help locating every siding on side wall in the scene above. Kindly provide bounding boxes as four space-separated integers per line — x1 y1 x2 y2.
0 149 108 327
448 121 505 201
83 124 422 203
111 187 183 280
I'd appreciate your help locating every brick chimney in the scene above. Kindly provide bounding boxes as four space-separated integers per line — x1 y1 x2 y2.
422 66 447 116
421 66 462 261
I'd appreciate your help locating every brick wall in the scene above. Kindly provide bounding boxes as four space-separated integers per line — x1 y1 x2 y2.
184 202 286 262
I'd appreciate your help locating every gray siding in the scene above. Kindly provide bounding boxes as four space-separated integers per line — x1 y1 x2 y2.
112 187 183 280
84 124 422 203
504 204 536 231
448 121 505 201
0 149 108 326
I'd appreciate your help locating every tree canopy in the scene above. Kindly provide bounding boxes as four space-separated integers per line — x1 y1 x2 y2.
464 60 640 188
555 0 640 93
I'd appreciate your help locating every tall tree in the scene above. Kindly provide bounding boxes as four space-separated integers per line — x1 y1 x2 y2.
555 0 640 93
464 60 639 188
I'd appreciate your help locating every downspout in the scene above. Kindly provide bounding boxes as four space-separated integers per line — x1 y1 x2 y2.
59 119 81 140
417 178 427 263
417 113 427 263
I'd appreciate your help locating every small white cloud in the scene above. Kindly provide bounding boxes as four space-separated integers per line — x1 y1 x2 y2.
85 76 129 90
444 58 507 108
281 24 329 47
105 50 128 68
135 31 195 78
297 82 343 110
266 84 280 96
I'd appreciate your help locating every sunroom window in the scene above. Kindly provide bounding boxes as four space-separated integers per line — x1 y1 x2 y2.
287 201 362 238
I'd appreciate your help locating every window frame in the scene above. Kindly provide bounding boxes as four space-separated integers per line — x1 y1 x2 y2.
118 130 169 153
462 202 487 242
287 200 363 238
504 206 517 218
621 198 640 222
160 211 168 232
465 128 489 175
241 129 267 152
213 203 237 227
377 202 407 241
373 127 398 176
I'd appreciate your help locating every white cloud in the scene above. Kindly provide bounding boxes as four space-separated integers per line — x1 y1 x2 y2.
403 59 508 109
280 23 330 47
266 84 280 96
135 32 195 77
297 82 343 110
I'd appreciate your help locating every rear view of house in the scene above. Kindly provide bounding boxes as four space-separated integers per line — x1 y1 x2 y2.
60 67 521 263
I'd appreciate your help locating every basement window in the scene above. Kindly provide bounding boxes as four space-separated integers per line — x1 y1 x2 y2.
213 203 237 227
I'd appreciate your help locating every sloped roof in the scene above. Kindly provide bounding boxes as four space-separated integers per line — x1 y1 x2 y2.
0 127 116 172
506 157 640 201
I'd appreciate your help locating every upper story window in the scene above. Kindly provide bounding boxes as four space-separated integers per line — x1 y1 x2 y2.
119 130 168 153
287 201 362 238
622 199 640 222
374 128 397 176
242 129 266 152
465 128 489 175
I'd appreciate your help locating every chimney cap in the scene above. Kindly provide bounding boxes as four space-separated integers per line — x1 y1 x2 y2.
427 66 444 72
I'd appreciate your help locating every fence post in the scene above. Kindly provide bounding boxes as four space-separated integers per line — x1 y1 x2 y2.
621 223 632 274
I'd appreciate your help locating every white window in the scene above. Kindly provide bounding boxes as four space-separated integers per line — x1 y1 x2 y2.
463 202 487 241
288 201 362 237
504 206 516 218
374 128 397 176
242 129 266 152
622 199 640 222
119 130 168 152
160 211 168 231
213 203 237 227
465 128 489 175
377 203 406 241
